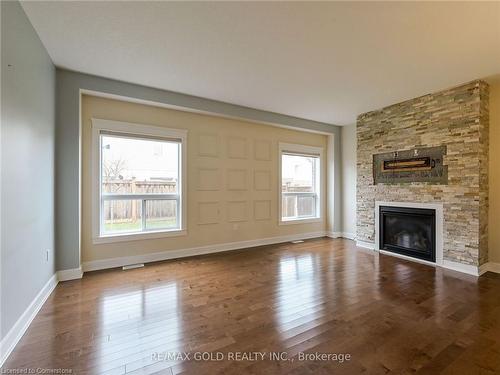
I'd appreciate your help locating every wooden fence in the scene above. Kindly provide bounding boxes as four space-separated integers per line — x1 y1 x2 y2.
103 180 177 222
103 180 314 222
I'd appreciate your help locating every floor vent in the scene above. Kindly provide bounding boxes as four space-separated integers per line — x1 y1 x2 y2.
122 263 144 270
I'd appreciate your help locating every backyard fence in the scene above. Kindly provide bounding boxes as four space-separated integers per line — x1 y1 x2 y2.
281 183 316 218
102 180 315 224
103 179 177 222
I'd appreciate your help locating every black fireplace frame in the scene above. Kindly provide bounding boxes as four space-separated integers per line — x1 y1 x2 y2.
379 206 436 262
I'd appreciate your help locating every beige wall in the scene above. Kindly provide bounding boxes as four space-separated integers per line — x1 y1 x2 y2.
81 95 327 262
489 79 500 263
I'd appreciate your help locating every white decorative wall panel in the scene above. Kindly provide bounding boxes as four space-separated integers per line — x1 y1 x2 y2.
254 200 271 221
198 202 220 224
227 136 247 159
227 169 247 191
197 168 220 191
227 201 248 222
254 170 271 191
198 134 219 157
254 140 272 161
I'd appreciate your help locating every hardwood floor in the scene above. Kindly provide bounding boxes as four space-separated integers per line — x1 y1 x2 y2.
3 238 500 374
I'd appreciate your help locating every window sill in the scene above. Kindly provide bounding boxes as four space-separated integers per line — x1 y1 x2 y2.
93 229 187 244
279 217 322 225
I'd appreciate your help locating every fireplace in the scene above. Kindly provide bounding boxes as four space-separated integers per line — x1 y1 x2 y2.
379 206 436 262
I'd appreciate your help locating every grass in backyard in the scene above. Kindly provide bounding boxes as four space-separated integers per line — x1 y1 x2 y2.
104 218 177 232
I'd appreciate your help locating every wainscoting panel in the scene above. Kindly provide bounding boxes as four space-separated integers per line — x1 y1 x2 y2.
197 168 220 191
254 140 272 161
254 200 272 221
227 169 247 191
80 94 328 277
227 136 248 159
227 201 248 222
198 202 220 225
254 170 271 191
198 134 219 157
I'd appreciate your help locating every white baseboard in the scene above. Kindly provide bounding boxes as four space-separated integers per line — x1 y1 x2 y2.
488 262 500 273
354 240 490 277
57 267 83 281
341 232 356 240
83 231 327 272
479 263 490 276
326 231 356 240
0 266 86 366
441 260 483 276
326 231 342 238
0 274 58 367
377 249 483 276
480 262 500 274
356 240 375 250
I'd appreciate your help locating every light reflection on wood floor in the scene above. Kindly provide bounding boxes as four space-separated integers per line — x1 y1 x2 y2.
3 238 500 374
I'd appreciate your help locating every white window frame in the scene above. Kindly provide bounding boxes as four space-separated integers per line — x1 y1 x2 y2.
278 143 324 225
91 118 187 244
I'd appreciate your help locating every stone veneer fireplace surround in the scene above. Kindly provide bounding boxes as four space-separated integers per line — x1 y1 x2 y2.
359 200 485 275
356 80 489 276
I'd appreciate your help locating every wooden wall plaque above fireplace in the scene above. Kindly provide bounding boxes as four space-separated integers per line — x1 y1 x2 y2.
373 146 447 184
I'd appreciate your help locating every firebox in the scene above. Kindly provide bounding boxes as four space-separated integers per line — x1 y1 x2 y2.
379 206 436 262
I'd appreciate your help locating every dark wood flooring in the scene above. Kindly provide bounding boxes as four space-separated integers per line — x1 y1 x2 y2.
3 238 500 374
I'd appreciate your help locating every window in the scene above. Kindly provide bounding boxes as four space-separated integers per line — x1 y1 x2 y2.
279 143 323 224
92 119 187 243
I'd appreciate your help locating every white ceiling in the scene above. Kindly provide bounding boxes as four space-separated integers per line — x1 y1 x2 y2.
21 1 500 126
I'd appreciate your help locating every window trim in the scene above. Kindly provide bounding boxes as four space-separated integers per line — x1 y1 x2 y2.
91 118 188 244
278 142 324 225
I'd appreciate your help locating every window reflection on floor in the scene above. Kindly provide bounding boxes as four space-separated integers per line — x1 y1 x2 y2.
275 255 322 334
93 282 181 373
